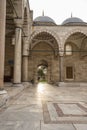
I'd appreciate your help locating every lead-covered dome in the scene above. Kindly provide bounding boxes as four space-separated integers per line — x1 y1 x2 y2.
33 16 56 26
62 17 84 25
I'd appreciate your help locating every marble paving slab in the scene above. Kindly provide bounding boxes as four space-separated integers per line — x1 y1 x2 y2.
42 101 87 124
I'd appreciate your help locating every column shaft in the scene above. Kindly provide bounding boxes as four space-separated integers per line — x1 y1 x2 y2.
13 27 22 84
59 56 64 82
0 0 6 89
22 56 29 82
22 37 29 82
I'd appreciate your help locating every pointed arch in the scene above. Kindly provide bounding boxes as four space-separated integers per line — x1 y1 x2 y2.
30 29 61 47
13 0 24 18
63 29 87 46
23 0 31 37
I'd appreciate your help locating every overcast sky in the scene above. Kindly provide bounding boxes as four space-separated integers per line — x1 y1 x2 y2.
29 0 87 24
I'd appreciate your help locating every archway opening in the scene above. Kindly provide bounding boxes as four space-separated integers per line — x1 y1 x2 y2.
37 64 48 82
28 31 59 83
64 32 87 82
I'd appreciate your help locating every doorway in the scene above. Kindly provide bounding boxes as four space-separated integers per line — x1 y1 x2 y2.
37 64 48 82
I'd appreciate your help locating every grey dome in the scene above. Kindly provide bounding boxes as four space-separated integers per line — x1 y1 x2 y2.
62 17 84 25
34 16 55 23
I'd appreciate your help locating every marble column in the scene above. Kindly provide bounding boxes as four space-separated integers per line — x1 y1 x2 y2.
22 37 29 82
22 56 29 82
59 55 64 82
13 22 22 84
0 0 6 90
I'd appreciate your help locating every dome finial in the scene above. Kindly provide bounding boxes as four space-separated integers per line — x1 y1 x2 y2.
42 10 44 16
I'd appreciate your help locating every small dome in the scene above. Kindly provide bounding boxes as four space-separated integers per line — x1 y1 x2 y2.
62 17 84 25
34 16 56 25
34 16 55 23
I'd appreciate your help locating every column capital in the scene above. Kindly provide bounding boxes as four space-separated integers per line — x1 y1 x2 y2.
59 47 64 57
14 18 23 28
23 36 29 42
59 52 64 57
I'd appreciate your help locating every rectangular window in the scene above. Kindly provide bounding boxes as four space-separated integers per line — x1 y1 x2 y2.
66 66 73 79
65 44 72 56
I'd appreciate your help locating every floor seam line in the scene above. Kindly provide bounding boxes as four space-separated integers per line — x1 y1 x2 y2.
72 123 77 130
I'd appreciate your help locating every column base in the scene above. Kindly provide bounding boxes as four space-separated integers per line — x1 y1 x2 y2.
0 90 7 95
22 82 32 88
59 82 65 87
12 83 24 87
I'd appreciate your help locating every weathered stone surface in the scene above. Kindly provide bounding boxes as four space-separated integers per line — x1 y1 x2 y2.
0 83 87 129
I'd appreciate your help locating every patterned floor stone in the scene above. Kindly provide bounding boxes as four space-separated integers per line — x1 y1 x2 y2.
1 83 87 129
0 111 43 121
41 121 75 130
42 101 87 124
0 121 40 130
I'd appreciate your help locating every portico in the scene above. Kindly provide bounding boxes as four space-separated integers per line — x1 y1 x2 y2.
0 0 87 91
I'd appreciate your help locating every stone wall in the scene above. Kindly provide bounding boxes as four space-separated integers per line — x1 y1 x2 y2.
64 51 87 82
30 25 87 83
4 24 87 83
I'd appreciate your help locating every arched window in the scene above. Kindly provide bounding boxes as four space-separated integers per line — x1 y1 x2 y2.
65 44 72 55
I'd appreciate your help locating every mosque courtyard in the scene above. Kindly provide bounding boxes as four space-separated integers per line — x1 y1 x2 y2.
0 83 87 130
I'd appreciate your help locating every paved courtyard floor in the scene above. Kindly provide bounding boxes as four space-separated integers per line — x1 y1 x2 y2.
0 82 87 130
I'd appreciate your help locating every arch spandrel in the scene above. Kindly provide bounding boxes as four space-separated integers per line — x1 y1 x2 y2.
31 40 56 51
30 29 61 48
63 29 87 46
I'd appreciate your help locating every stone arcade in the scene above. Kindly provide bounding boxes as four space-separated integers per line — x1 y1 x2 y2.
0 0 87 91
